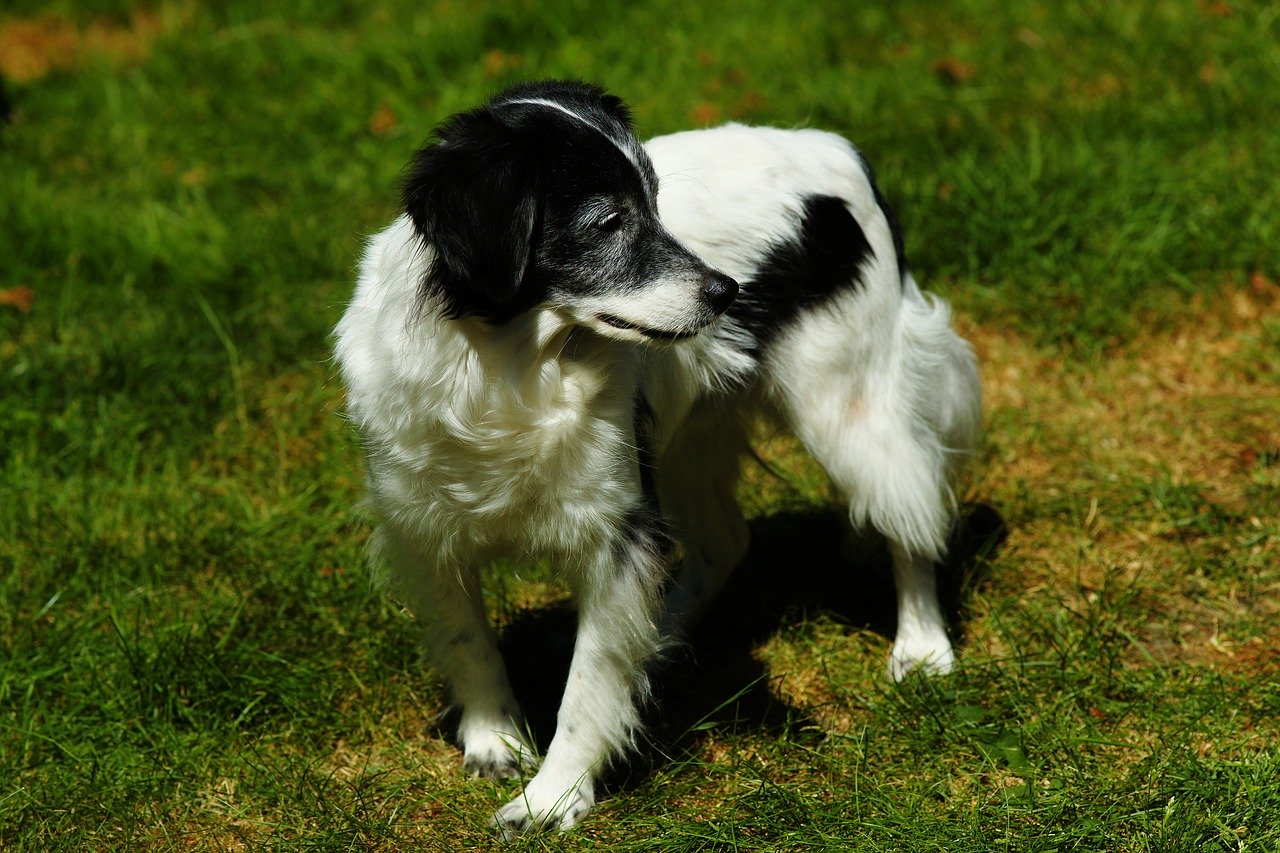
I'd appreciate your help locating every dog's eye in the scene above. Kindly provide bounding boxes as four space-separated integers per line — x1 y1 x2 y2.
596 212 623 231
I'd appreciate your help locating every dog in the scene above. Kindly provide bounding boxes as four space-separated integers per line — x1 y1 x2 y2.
334 80 981 834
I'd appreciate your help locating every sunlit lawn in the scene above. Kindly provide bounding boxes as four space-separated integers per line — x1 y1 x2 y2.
2 1 1278 849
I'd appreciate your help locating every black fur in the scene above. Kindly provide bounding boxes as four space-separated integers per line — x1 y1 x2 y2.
729 194 875 356
617 392 673 567
403 105 546 321
632 392 661 515
853 149 908 282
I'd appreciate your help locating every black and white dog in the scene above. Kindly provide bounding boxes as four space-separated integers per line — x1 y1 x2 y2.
335 81 980 834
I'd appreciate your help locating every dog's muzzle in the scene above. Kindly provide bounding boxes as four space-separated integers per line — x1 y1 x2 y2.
594 268 739 342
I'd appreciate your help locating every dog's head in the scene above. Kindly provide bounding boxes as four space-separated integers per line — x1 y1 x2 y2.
402 81 737 343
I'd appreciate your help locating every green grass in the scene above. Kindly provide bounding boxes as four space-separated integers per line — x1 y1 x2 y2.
2 0 1278 849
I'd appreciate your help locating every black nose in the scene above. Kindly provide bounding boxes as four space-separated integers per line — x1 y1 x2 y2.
701 270 739 314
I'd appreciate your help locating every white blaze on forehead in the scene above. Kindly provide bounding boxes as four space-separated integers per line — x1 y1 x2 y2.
499 96 653 192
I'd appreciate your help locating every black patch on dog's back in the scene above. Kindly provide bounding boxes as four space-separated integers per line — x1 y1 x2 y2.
872 184 906 281
730 194 874 356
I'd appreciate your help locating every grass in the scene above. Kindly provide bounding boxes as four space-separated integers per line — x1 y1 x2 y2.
1 0 1278 849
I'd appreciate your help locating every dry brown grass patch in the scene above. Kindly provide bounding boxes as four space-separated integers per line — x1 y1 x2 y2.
972 280 1279 502
963 281 1279 665
0 5 187 82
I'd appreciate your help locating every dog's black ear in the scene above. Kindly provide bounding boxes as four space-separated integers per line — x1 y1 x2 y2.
402 108 542 321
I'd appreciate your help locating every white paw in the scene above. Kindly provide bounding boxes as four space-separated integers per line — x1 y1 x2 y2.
489 773 594 837
459 719 537 780
888 634 955 681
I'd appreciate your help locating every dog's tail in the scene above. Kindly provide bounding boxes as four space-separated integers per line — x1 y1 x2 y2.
903 273 983 478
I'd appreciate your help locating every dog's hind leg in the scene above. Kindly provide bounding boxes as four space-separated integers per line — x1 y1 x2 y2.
770 288 980 680
789 397 958 678
657 405 750 636
884 540 955 679
376 528 534 778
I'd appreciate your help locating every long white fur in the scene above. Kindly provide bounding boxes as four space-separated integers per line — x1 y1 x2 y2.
335 122 981 834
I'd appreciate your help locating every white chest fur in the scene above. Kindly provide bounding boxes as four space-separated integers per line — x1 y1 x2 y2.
335 219 644 565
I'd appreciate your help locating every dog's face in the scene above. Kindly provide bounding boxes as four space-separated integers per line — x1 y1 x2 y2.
402 81 737 343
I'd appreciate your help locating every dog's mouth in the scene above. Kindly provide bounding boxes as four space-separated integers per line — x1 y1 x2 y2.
596 313 703 341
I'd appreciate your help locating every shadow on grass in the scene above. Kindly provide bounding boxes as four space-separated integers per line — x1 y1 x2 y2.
467 503 1005 786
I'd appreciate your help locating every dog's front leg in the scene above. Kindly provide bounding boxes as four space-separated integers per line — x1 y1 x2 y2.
491 528 666 835
378 529 534 779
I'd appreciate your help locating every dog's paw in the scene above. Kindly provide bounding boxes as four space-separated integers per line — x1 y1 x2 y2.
489 775 594 838
888 634 955 681
460 721 537 780
463 751 529 780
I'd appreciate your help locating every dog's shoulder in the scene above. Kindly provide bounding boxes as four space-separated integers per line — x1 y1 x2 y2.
335 215 438 415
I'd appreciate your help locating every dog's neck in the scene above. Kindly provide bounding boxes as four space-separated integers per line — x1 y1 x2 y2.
447 308 642 414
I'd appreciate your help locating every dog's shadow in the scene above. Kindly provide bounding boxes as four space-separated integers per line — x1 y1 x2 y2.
490 502 1006 786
